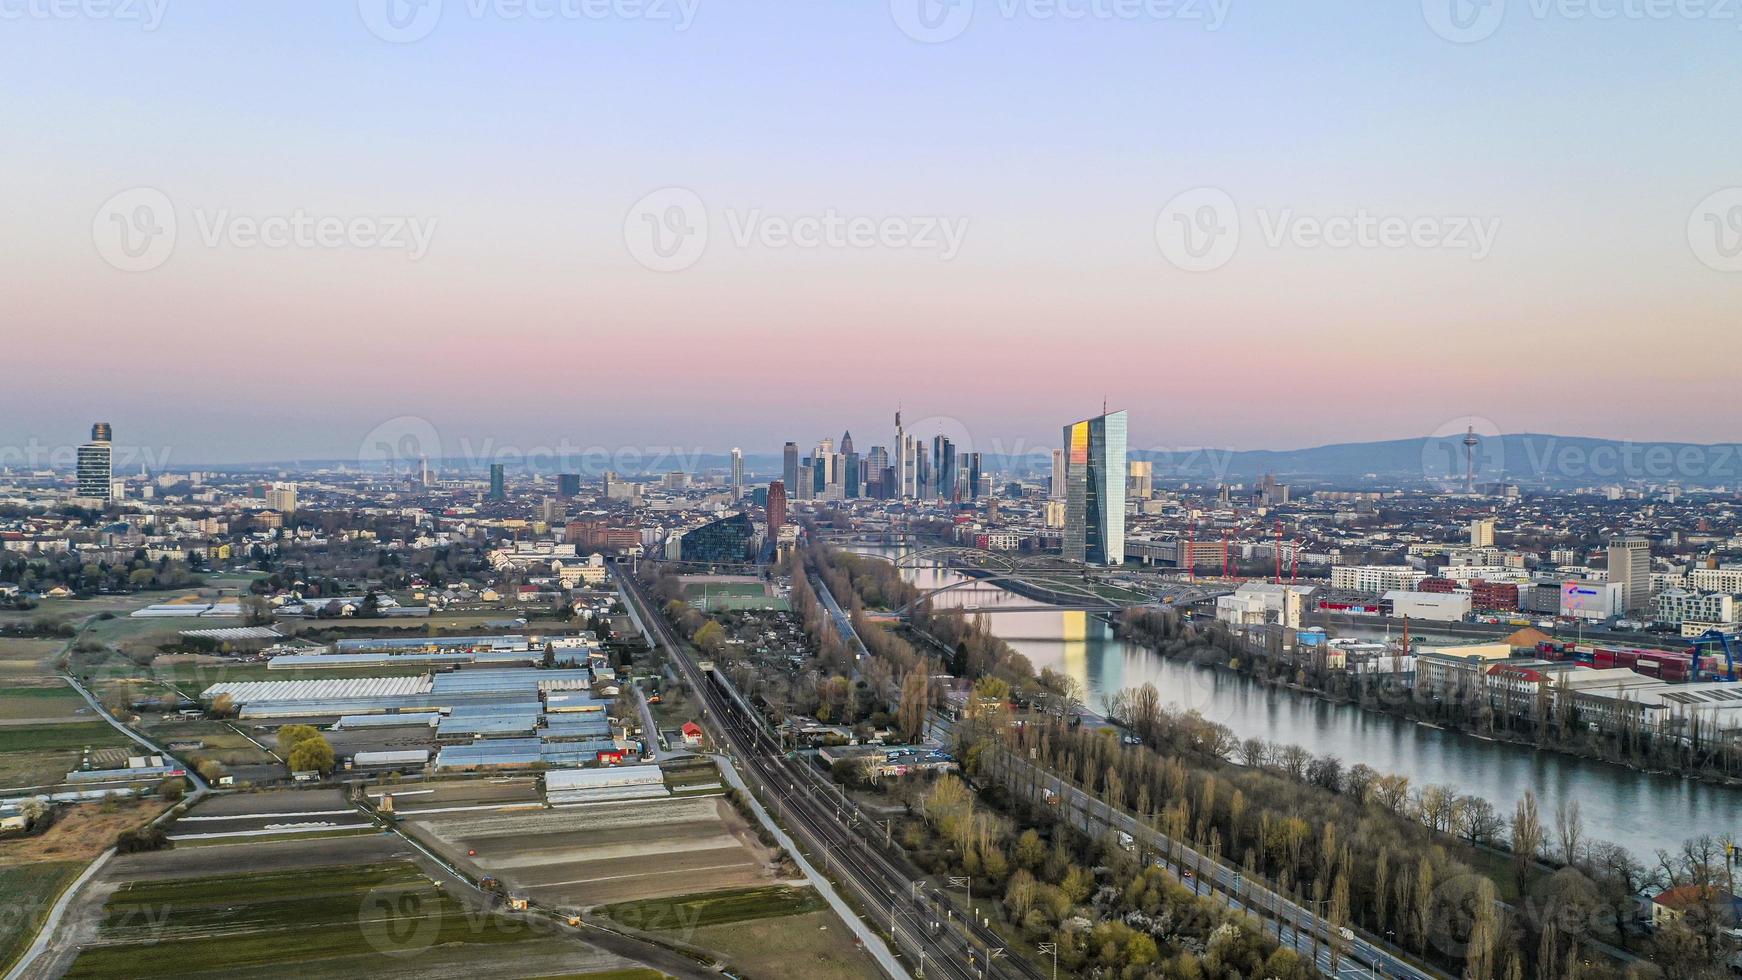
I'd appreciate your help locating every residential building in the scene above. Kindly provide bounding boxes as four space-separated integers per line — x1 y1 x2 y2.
1470 517 1495 548
1330 565 1426 594
265 482 298 513
77 422 113 500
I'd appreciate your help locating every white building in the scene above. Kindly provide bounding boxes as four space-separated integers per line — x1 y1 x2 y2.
1654 589 1738 629
1560 580 1626 621
1384 591 1472 622
1690 566 1742 594
1331 565 1426 594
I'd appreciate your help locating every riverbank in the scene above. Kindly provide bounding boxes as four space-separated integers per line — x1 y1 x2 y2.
850 542 1742 866
1113 613 1742 792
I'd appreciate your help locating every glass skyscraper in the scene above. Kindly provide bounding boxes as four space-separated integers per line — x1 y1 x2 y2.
1061 410 1127 566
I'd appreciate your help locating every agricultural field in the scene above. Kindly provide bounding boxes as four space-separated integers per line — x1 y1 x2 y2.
687 911 877 980
404 795 777 910
162 789 376 846
0 861 85 976
596 887 876 980
0 681 90 724
0 722 130 789
58 854 651 980
0 800 161 868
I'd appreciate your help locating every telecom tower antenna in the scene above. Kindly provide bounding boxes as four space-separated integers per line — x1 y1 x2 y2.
1462 425 1480 494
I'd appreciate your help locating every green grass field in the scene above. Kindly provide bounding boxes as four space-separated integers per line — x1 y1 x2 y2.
63 862 535 979
596 885 826 931
0 723 128 754
0 683 86 722
0 861 85 976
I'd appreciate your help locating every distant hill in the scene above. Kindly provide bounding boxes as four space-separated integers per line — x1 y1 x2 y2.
1133 433 1742 487
186 433 1741 488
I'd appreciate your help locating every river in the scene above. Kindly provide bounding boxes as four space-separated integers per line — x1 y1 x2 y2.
860 547 1740 863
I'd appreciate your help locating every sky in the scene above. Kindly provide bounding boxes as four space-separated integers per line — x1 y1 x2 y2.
2 0 1739 466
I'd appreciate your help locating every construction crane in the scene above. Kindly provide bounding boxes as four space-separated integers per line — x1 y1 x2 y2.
1688 629 1739 682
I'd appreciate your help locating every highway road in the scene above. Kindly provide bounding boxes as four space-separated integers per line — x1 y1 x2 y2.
616 565 1048 980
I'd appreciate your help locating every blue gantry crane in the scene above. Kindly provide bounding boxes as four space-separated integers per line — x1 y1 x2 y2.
1687 629 1740 682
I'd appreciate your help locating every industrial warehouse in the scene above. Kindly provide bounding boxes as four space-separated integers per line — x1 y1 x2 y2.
201 636 642 774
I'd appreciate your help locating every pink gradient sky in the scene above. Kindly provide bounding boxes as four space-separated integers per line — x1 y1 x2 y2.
2 2 1737 463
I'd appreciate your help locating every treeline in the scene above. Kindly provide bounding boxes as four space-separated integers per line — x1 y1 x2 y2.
0 551 202 596
902 773 1314 980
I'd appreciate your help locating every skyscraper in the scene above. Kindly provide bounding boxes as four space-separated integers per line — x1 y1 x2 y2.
1607 536 1651 614
488 463 506 501
932 435 955 502
964 452 982 500
767 480 787 535
77 423 112 501
783 442 799 497
839 431 858 499
730 448 744 496
557 473 582 498
1050 449 1066 500
1061 410 1128 566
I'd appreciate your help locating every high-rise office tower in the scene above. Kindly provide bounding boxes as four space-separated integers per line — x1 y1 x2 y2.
932 435 955 502
557 473 582 498
963 452 982 500
913 444 929 500
77 423 112 500
1061 410 1128 566
1050 449 1066 500
844 451 860 498
766 480 787 534
1607 536 1651 613
488 464 506 501
893 409 907 498
797 461 814 500
783 442 799 496
730 448 744 496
